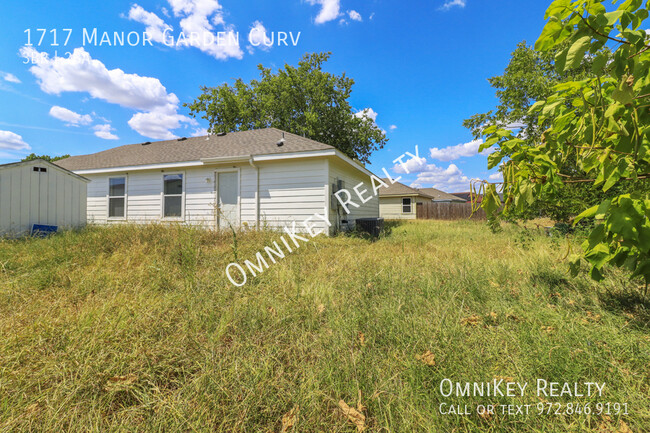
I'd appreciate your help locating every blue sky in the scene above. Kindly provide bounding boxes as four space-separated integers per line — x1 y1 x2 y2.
0 0 551 192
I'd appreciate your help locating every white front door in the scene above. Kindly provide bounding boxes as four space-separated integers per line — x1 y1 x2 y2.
216 171 239 229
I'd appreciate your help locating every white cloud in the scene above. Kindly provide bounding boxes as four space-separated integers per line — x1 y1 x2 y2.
414 163 475 193
429 139 493 161
393 156 428 174
0 130 30 151
127 4 173 45
440 0 466 11
128 111 196 140
93 124 119 140
247 20 271 53
489 172 503 181
389 124 397 131
21 47 195 140
49 106 93 126
2 72 20 83
307 0 341 24
166 0 243 60
348 10 362 21
191 127 209 137
354 107 378 122
22 47 194 139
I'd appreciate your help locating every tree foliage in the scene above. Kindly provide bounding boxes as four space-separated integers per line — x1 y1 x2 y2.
185 52 387 164
21 153 70 163
479 0 650 284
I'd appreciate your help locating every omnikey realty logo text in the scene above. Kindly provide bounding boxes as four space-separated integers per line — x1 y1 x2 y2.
225 147 421 287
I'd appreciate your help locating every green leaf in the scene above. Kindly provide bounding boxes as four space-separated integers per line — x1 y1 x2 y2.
555 48 569 73
574 205 598 225
535 18 565 51
565 36 592 71
584 243 612 269
545 0 572 19
591 53 608 75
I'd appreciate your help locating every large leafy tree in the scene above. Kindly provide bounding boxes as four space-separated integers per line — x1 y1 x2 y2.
465 42 625 222
479 0 650 284
185 52 387 164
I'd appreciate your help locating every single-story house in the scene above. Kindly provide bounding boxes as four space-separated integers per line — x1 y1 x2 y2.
0 159 89 236
419 188 466 203
55 128 378 235
378 179 434 220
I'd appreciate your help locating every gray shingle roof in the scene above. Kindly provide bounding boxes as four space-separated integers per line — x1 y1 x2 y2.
419 187 466 202
378 179 434 198
55 128 334 171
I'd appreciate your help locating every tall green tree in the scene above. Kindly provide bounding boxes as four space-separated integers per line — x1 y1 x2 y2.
479 0 650 284
465 41 620 223
185 52 387 164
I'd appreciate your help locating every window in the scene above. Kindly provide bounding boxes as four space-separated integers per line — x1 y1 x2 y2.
163 174 183 218
108 177 126 218
402 197 412 214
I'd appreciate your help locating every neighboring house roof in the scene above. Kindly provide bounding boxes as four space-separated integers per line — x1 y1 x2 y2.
56 128 335 172
0 159 90 182
378 179 434 199
419 187 466 202
452 192 483 203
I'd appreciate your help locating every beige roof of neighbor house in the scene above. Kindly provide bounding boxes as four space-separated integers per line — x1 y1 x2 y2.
419 187 466 202
55 128 335 171
378 179 434 199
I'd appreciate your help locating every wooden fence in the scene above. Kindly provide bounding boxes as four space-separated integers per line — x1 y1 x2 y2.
416 202 486 220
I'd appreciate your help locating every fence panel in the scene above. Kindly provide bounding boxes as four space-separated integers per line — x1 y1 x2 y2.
416 202 486 220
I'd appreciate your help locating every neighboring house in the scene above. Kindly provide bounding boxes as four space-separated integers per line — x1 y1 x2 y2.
55 128 378 235
0 159 89 236
378 179 433 220
419 188 466 203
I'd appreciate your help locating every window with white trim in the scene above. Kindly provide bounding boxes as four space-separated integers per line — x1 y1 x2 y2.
108 177 126 218
402 197 412 214
163 174 183 218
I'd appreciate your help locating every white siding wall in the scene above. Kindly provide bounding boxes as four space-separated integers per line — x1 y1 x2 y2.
257 158 328 233
0 161 87 236
84 159 329 233
328 158 380 233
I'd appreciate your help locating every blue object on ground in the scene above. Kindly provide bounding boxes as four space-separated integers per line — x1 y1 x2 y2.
31 224 58 237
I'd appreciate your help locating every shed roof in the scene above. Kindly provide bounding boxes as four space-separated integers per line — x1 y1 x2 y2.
0 159 90 182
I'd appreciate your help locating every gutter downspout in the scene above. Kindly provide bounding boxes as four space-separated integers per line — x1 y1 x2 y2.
249 155 260 227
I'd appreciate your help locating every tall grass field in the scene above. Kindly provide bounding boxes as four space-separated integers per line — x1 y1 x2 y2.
0 220 648 432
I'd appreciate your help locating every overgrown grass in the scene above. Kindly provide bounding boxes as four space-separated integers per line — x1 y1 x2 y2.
0 220 648 432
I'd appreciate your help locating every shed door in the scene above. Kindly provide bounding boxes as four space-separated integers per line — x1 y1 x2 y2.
216 171 239 229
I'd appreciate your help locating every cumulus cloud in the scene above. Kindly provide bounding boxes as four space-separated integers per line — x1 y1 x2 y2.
166 0 243 59
21 47 195 139
348 10 362 21
49 106 93 126
429 139 493 161
0 130 30 151
307 0 341 24
489 172 503 181
392 156 427 174
127 4 173 44
191 127 209 137
354 107 378 122
247 20 271 53
440 0 466 11
93 124 119 140
414 163 475 192
389 125 397 131
128 111 196 140
2 72 20 83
